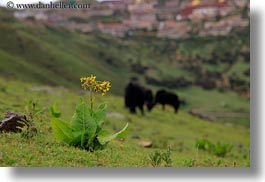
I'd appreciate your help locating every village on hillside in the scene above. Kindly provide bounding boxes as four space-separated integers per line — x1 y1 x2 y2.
14 0 249 39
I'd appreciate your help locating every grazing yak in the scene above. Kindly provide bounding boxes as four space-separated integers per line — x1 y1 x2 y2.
125 82 153 115
149 89 180 113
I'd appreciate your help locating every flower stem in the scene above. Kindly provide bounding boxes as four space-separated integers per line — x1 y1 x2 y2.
89 87 93 111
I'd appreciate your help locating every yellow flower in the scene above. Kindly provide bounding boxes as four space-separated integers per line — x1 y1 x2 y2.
93 84 102 92
80 75 111 95
80 75 97 90
89 75 96 83
80 77 86 82
100 81 111 95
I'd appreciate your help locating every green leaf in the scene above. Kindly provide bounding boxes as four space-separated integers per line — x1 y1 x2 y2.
92 104 107 127
81 131 86 148
98 103 107 110
71 99 97 132
50 102 61 118
82 130 96 148
70 99 97 148
97 123 128 145
71 131 82 146
97 129 110 137
51 118 73 144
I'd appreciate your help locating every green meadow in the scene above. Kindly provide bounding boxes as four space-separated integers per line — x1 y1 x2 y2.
0 78 249 167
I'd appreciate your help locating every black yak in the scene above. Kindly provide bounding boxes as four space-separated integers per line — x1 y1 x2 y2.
149 90 180 113
125 82 153 115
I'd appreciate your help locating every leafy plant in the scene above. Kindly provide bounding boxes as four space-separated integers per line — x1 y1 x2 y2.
196 138 209 150
17 100 39 139
149 148 172 167
50 75 128 151
183 159 196 167
50 102 61 118
212 142 233 157
149 151 162 167
196 139 233 157
161 148 173 167
25 100 43 115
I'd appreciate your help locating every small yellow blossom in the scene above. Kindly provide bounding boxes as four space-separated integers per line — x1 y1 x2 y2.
93 81 111 95
80 75 111 110
80 75 97 90
80 75 111 95
93 84 102 92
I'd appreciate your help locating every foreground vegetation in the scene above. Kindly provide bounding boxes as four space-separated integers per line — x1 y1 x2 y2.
0 78 250 167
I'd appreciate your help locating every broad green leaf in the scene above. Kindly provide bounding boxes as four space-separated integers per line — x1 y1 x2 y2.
71 99 97 133
86 130 97 147
81 130 96 148
51 118 73 144
81 131 86 148
97 129 110 137
97 123 128 145
92 104 106 127
71 131 83 147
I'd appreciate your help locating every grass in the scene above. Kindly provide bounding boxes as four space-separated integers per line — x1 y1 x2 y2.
0 78 250 167
0 11 131 94
176 86 249 112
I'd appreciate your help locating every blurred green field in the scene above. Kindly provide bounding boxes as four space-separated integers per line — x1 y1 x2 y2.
0 78 250 167
0 8 250 96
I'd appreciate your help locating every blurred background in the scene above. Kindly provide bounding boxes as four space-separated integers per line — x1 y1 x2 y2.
0 0 250 124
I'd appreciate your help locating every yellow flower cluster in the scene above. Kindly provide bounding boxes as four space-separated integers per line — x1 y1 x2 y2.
80 75 96 90
80 75 111 95
93 81 111 95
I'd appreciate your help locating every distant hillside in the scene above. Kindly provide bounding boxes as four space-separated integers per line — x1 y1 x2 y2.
0 7 249 98
0 8 132 94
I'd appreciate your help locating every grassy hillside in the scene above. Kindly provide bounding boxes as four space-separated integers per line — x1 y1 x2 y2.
0 8 250 95
0 78 250 167
0 18 125 94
